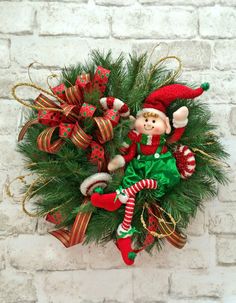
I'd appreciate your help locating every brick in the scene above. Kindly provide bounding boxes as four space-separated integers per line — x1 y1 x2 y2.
0 241 5 270
179 70 236 105
136 236 210 270
186 211 205 236
200 7 236 38
42 270 133 302
38 3 110 37
170 272 223 298
208 104 231 137
0 271 36 303
214 41 236 71
218 169 236 202
139 0 216 4
220 268 236 298
0 135 23 169
207 72 236 104
229 107 236 135
208 205 236 234
0 203 36 236
168 299 221 303
0 99 22 136
133 268 169 301
219 0 236 4
11 36 133 68
88 242 127 268
112 7 197 39
0 3 34 34
0 71 22 99
217 236 236 265
132 41 211 70
8 234 88 270
222 135 236 168
96 0 135 5
34 0 88 2
1 68 64 103
0 39 10 68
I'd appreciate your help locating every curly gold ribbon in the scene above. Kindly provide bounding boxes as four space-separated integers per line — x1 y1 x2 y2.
141 202 178 238
11 82 79 120
147 55 182 88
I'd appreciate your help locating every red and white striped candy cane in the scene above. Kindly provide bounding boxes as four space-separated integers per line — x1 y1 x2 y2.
99 97 130 117
173 145 196 179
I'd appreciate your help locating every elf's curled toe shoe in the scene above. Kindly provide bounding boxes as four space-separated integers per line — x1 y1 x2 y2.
116 237 137 266
116 224 138 266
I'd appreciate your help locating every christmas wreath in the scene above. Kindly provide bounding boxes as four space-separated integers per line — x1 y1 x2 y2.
11 50 228 266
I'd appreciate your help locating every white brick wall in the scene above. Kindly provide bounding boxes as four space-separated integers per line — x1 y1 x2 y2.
0 0 235 302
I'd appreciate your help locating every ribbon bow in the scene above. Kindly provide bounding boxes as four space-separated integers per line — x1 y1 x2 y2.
17 66 120 169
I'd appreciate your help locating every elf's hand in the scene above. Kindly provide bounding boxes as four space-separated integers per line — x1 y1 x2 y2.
173 106 189 128
108 155 125 172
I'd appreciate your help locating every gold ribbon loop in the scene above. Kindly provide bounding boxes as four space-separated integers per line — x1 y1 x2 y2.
141 203 187 249
70 123 93 150
37 126 65 154
18 118 39 142
94 117 113 144
65 85 83 107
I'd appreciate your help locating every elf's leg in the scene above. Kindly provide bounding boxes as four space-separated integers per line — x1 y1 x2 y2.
116 179 157 266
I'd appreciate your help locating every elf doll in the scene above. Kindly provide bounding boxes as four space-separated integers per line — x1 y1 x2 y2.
80 83 209 265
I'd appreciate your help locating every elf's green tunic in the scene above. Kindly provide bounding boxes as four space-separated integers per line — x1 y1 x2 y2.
122 136 180 198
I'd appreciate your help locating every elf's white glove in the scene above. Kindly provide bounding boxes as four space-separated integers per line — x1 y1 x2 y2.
173 106 189 128
108 155 125 172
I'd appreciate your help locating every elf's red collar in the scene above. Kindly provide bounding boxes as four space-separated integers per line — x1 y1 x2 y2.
128 130 161 145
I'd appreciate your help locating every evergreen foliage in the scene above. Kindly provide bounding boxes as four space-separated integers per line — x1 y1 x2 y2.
18 50 228 251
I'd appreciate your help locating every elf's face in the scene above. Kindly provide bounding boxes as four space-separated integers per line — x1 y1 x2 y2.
134 114 167 135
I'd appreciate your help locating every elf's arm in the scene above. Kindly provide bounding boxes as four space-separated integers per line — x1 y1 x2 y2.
167 128 186 144
167 106 189 144
108 142 137 172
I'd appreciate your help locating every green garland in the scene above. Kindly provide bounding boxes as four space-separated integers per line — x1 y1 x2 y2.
18 50 228 252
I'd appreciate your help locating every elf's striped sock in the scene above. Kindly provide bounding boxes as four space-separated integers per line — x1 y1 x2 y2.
124 179 157 198
121 179 157 231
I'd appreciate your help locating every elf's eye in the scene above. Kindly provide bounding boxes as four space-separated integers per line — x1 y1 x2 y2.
152 120 156 123
145 119 148 122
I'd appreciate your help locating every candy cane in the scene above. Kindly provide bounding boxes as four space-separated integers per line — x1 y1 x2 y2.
173 145 196 179
100 97 130 117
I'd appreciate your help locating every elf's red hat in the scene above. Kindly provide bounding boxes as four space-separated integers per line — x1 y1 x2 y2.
137 83 209 119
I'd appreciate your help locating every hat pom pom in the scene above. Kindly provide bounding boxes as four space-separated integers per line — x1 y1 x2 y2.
201 82 210 91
